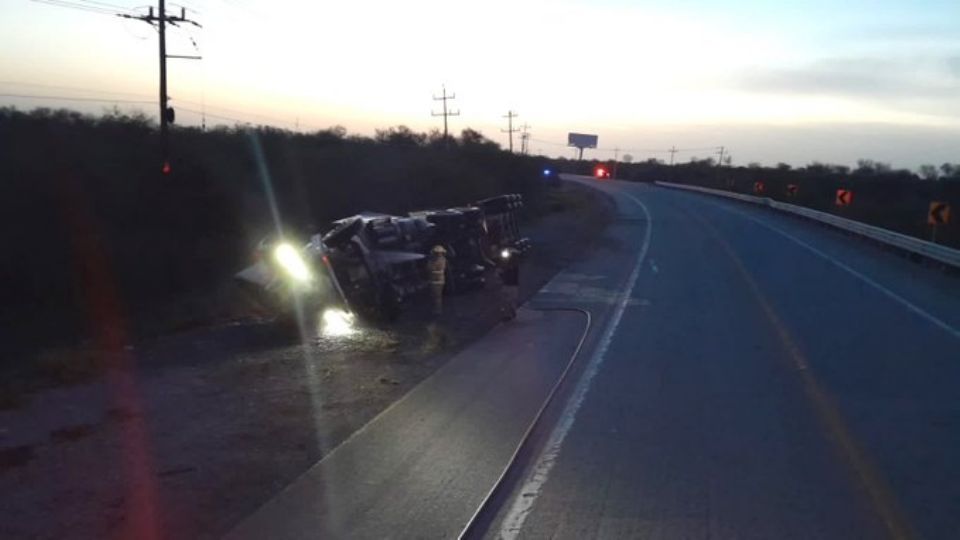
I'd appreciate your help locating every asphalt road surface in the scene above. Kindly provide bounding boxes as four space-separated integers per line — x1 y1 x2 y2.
230 177 960 540
490 177 960 540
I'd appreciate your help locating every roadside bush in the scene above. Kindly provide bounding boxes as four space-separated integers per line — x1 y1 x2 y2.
0 107 543 359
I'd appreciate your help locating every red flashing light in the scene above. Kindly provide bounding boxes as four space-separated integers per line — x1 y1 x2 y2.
161 161 171 175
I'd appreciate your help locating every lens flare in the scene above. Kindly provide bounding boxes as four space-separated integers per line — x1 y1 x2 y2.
274 243 312 282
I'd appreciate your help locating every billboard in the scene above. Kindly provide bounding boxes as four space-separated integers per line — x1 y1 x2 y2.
567 133 598 148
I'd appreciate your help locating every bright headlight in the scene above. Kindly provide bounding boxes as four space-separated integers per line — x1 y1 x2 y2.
500 249 511 260
322 308 356 337
274 243 312 282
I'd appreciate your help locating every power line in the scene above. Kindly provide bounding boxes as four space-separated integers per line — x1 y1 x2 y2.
607 145 716 155
30 0 127 15
501 110 519 153
519 123 531 155
528 137 568 147
0 80 154 99
177 107 318 131
177 106 246 124
118 7 156 39
0 94 318 131
531 137 666 154
181 102 315 129
0 93 155 104
32 0 204 174
74 0 136 11
0 86 320 132
177 106 319 131
431 85 459 144
527 137 722 156
0 81 261 121
118 2 203 174
169 1 201 14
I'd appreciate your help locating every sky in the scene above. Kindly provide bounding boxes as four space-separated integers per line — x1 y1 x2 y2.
1 0 958 168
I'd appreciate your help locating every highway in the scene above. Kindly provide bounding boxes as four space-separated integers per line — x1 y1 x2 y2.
488 177 960 540
229 177 960 540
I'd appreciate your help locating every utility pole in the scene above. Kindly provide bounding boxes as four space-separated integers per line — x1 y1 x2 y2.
716 146 725 167
431 85 460 144
612 147 620 179
669 146 678 165
120 2 201 174
519 123 531 155
501 110 519 153
157 2 167 172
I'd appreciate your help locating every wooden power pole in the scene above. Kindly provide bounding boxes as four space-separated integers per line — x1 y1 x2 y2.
501 110 519 153
120 1 201 174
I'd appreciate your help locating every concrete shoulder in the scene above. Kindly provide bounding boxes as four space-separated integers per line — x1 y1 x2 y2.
225 308 587 540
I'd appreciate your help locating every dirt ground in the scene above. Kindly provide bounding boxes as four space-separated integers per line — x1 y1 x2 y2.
0 182 614 540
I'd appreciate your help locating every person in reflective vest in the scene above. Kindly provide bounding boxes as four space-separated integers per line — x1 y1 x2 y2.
428 245 447 315
498 246 520 320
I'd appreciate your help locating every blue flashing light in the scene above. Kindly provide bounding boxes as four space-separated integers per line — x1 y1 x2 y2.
543 168 552 176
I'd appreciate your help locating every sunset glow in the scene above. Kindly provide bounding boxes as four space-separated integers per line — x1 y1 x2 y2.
2 0 958 166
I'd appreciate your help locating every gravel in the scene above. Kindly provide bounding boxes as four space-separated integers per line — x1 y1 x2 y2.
0 182 614 540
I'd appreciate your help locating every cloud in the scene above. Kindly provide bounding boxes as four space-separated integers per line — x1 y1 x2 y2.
842 23 960 45
947 56 960 78
737 57 959 101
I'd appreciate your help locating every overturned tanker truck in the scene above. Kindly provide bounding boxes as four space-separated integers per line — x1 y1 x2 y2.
234 194 531 325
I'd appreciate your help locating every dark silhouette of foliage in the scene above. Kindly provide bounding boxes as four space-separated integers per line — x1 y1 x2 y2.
459 128 500 151
0 107 542 358
374 125 427 146
919 165 939 181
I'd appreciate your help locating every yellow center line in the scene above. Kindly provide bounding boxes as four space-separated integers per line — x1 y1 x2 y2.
683 207 916 540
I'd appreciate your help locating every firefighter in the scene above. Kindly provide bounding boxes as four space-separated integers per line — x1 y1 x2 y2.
498 246 520 320
428 245 447 315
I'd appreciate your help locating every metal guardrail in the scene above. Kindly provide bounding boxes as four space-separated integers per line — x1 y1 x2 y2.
656 181 960 269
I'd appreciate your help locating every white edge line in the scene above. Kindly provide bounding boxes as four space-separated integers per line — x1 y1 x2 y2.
713 201 960 341
498 189 653 539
